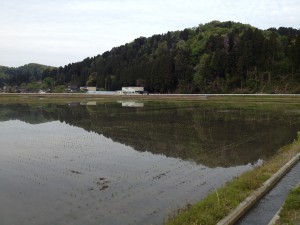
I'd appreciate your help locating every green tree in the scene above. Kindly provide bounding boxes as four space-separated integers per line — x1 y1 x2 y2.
43 77 54 89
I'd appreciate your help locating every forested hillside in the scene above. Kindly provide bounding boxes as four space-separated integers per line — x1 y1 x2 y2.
0 63 55 86
3 21 300 93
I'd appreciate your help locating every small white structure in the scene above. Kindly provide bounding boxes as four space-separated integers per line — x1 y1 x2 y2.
87 87 96 91
86 91 117 95
121 87 144 95
86 86 97 94
38 90 46 94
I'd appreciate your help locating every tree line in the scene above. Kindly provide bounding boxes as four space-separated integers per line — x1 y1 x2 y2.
2 21 300 93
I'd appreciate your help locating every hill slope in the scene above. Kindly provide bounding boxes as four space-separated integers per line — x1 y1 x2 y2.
0 63 55 87
5 21 300 93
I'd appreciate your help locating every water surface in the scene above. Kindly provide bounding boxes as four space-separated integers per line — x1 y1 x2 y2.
0 101 299 225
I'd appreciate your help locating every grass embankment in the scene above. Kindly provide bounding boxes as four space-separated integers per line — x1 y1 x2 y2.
166 134 300 225
0 93 210 104
275 184 300 225
0 93 116 104
1 93 300 105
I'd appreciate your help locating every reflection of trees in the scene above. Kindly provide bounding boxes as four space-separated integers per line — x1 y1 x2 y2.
0 104 52 124
0 103 298 168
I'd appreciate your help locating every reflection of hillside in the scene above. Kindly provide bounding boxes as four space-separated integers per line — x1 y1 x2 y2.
0 104 52 124
0 103 298 167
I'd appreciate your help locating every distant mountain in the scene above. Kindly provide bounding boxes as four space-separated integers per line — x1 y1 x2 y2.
0 63 55 86
4 21 300 93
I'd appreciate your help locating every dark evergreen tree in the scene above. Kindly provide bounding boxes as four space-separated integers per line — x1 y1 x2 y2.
2 21 300 94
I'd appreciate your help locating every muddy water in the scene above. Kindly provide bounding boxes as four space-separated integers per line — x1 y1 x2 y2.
0 101 299 225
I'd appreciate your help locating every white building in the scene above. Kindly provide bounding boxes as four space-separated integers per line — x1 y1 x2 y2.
120 87 144 95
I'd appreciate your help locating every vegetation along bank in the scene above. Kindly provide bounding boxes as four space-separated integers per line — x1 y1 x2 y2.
166 134 300 225
274 183 300 225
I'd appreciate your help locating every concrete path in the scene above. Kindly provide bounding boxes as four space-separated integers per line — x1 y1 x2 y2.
237 161 300 225
217 153 300 225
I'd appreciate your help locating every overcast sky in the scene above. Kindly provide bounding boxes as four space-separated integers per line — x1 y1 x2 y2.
1 0 300 67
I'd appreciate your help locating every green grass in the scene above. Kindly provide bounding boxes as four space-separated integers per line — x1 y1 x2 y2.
276 184 300 225
166 136 300 225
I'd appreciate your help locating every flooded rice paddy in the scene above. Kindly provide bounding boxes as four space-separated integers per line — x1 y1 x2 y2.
0 100 299 225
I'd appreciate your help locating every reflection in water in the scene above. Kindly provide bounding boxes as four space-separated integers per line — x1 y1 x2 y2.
0 120 253 225
0 102 299 225
118 101 144 107
80 101 97 106
0 102 299 167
